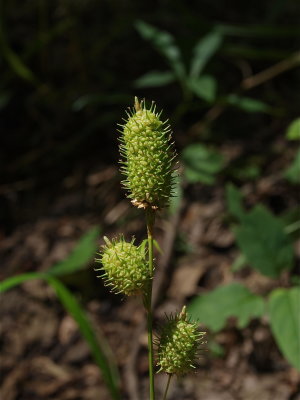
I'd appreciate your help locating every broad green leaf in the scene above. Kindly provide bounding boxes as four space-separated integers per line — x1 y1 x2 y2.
283 149 300 184
225 94 272 113
234 205 294 277
190 31 223 77
135 20 186 81
226 183 245 220
268 287 300 371
188 75 217 102
47 277 120 398
286 118 300 141
134 70 175 88
48 226 100 276
188 283 265 332
0 272 121 399
181 144 224 184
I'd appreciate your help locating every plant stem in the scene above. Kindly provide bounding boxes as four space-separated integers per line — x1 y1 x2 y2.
162 374 172 400
145 208 156 400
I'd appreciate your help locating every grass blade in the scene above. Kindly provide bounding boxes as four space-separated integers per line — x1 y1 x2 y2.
48 226 100 276
0 272 121 400
47 277 121 399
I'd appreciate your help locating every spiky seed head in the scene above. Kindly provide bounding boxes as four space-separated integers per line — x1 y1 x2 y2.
119 97 176 210
156 306 206 375
95 236 151 296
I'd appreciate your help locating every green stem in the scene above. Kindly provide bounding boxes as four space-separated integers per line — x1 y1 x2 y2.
145 208 156 400
162 374 172 400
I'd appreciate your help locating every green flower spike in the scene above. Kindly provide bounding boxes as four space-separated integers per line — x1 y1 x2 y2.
156 306 206 375
119 97 176 210
95 236 151 296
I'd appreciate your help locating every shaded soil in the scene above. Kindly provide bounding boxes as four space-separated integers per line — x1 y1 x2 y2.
1 160 299 400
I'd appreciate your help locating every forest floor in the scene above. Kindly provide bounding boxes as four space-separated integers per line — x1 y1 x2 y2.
1 162 299 400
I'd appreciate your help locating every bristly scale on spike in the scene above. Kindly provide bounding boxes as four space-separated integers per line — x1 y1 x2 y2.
156 306 206 375
95 236 151 296
119 97 177 210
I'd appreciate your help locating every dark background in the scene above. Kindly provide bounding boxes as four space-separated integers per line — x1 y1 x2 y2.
1 1 300 399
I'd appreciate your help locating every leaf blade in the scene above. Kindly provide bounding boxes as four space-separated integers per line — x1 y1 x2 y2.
190 30 222 77
48 226 100 276
135 20 186 81
188 283 265 332
46 277 121 399
268 287 300 371
134 70 176 88
233 205 294 277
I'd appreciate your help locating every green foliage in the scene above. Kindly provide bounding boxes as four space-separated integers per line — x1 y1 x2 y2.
49 227 100 276
226 184 294 277
135 20 186 82
46 277 121 399
188 283 265 332
190 185 299 371
0 229 121 400
134 71 176 88
190 30 223 78
224 94 272 113
181 144 225 184
284 149 300 184
135 20 221 103
188 282 300 371
233 205 294 277
286 118 300 140
268 287 300 370
0 22 38 85
187 75 217 103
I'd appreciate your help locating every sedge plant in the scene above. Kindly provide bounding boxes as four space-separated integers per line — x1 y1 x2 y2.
95 98 206 399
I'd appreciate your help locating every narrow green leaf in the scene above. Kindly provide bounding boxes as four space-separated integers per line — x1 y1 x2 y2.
47 277 121 399
286 118 300 141
188 75 217 102
231 253 247 272
225 94 272 113
0 272 45 293
134 70 175 88
190 31 222 77
48 226 100 276
135 20 186 81
0 272 121 399
153 239 163 254
188 283 265 332
268 287 300 371
234 205 294 277
0 22 38 85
